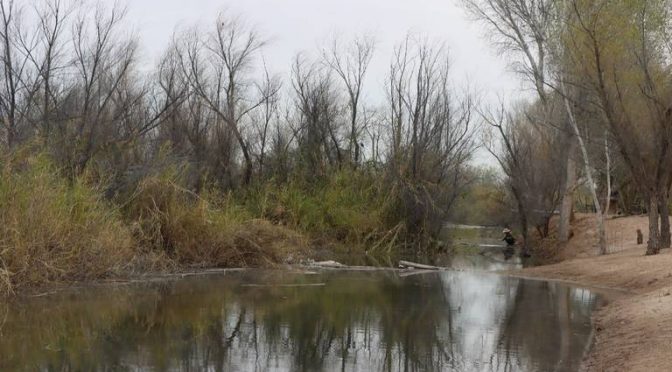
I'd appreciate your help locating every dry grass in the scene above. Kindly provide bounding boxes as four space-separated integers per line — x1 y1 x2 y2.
0 158 438 296
243 170 391 247
0 157 309 296
124 173 306 268
0 155 134 295
242 170 450 253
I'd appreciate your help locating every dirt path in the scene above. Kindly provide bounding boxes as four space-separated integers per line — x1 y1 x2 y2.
517 215 672 372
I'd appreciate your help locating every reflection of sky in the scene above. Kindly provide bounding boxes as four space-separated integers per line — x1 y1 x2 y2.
571 287 600 323
572 287 598 306
450 254 522 272
1 267 598 372
442 271 520 372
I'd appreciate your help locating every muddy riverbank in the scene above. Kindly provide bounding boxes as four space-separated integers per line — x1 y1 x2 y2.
519 243 672 372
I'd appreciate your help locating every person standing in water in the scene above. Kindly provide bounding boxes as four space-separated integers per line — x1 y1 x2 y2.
502 228 516 259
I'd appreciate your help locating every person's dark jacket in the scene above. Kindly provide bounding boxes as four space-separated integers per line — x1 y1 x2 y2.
503 233 516 246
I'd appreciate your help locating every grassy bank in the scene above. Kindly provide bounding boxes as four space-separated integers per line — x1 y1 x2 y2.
0 155 135 295
0 156 306 295
0 154 445 295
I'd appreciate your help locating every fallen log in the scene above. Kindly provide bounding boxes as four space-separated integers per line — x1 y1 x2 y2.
241 283 326 288
311 260 347 268
397 269 438 278
398 260 441 270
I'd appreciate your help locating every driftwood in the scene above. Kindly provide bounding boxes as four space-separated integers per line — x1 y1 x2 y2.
310 260 347 268
241 283 326 288
397 269 438 278
304 259 444 272
398 260 441 270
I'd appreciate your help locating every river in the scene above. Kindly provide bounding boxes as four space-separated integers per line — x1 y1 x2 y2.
0 232 600 372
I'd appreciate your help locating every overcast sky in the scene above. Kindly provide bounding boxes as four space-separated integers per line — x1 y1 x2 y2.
125 0 529 165
127 0 526 99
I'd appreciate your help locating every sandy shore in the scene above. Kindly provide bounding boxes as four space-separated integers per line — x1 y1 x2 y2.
517 215 672 372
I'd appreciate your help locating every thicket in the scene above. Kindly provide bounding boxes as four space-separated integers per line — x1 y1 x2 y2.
0 1 478 294
0 152 470 295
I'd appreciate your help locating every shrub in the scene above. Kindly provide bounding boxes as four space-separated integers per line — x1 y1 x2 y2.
245 172 377 237
123 169 306 268
0 154 134 295
241 169 412 255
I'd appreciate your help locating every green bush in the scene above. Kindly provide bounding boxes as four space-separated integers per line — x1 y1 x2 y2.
242 170 405 253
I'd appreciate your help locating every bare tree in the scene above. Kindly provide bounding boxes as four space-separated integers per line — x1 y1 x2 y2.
462 0 612 254
291 53 343 176
483 104 564 253
176 12 272 186
54 2 178 179
24 0 73 140
460 0 554 101
385 37 478 239
461 0 571 244
386 37 475 182
65 3 137 174
251 61 281 179
323 35 375 167
0 0 39 149
361 106 383 166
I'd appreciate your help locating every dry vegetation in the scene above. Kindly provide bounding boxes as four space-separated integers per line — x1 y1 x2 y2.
0 154 310 296
0 154 134 295
0 0 479 296
0 150 459 296
125 172 306 268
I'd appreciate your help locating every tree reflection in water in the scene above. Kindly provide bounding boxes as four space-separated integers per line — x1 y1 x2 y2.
0 269 598 372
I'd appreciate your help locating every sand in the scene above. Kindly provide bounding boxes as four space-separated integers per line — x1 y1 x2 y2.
517 215 672 372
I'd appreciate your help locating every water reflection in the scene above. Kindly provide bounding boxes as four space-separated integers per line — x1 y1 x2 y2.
0 269 598 372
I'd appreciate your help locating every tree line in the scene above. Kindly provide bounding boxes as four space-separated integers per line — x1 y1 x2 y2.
0 0 478 254
462 0 672 256
6 0 664 267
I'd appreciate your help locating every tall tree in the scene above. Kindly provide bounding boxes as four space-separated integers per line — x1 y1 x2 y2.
566 0 672 254
177 12 272 186
323 35 375 167
462 0 610 254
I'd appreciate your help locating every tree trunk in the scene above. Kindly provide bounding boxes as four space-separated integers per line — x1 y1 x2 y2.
351 108 359 168
558 138 577 243
647 193 661 255
599 133 611 255
561 87 607 255
398 260 440 270
229 123 253 186
597 211 607 255
604 132 612 216
659 192 670 249
512 186 529 255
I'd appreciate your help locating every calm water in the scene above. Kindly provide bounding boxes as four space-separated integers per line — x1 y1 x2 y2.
0 254 599 372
